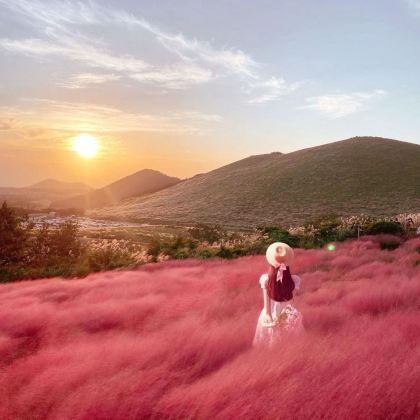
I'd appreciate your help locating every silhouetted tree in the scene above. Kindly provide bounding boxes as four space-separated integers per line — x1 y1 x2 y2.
0 201 33 265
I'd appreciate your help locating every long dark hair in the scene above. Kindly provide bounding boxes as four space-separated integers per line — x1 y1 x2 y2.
267 264 295 302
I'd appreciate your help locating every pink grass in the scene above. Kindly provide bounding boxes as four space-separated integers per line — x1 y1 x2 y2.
1 236 420 419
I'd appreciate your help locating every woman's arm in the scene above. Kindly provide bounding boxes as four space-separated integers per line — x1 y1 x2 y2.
263 288 271 314
262 288 273 323
259 273 273 323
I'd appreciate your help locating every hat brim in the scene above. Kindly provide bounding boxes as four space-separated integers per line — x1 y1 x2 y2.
266 242 294 267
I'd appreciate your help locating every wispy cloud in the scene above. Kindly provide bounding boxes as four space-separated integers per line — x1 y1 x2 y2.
247 77 304 105
0 36 150 73
110 11 260 78
0 0 300 102
0 99 223 135
58 73 121 89
299 89 387 118
130 64 214 89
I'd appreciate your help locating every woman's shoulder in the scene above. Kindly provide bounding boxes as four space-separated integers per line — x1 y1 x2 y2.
259 273 269 288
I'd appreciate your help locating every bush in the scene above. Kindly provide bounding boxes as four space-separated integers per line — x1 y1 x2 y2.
194 248 217 259
311 214 342 246
216 245 235 259
367 220 404 235
87 248 136 272
256 226 300 247
188 223 227 245
146 234 198 259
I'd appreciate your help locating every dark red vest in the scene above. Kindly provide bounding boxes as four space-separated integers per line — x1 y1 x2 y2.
267 265 295 302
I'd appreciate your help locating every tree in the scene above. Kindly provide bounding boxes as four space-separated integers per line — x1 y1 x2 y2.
30 220 83 265
0 201 33 265
50 220 82 259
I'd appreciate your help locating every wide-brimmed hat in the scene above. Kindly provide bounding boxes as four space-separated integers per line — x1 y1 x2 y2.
265 242 294 267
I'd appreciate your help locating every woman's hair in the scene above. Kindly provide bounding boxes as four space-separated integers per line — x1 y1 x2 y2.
266 264 295 302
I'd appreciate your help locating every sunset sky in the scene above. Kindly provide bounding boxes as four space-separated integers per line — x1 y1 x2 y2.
1 0 420 187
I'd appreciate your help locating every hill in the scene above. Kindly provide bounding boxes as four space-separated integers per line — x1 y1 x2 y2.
87 137 420 229
27 178 92 193
51 169 181 210
0 178 92 209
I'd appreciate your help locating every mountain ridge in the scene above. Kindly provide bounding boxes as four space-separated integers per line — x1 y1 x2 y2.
50 168 181 210
27 178 92 192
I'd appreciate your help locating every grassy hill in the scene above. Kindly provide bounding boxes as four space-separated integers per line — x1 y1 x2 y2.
87 137 420 229
51 169 181 210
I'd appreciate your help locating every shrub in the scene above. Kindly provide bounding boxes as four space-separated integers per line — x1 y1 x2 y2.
87 248 136 272
256 226 300 247
311 214 342 245
194 248 216 259
367 220 404 235
216 245 235 259
146 234 198 259
188 223 227 245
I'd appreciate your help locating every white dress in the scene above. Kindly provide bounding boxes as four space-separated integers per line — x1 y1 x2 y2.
252 270 304 348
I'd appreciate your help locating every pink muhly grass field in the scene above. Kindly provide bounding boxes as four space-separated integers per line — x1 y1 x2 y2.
1 235 420 419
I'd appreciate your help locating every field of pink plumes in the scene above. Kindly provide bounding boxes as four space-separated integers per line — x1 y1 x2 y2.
1 236 420 419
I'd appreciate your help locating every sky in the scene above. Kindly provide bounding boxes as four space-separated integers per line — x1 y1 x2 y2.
1 0 420 188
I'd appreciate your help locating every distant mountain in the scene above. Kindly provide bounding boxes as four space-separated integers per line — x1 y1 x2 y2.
0 178 92 209
87 137 420 229
27 178 92 193
50 169 182 210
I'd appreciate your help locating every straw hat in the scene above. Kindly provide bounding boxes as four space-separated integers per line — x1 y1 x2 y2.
265 242 294 267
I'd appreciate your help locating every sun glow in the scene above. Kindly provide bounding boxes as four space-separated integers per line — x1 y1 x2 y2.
72 134 99 158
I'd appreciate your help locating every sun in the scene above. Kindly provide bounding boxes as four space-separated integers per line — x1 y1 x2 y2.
72 134 99 158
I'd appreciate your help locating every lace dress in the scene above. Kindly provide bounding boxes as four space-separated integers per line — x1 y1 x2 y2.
252 269 304 348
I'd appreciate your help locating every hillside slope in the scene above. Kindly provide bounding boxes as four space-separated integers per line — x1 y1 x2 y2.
51 169 181 210
88 137 420 229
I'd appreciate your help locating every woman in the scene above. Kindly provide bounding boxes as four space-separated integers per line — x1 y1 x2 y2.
252 242 304 348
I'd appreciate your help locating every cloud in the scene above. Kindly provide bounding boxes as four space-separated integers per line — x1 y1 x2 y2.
130 64 214 90
299 89 387 118
0 37 150 73
0 0 299 101
109 11 260 78
0 99 223 135
247 77 304 105
56 73 121 89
